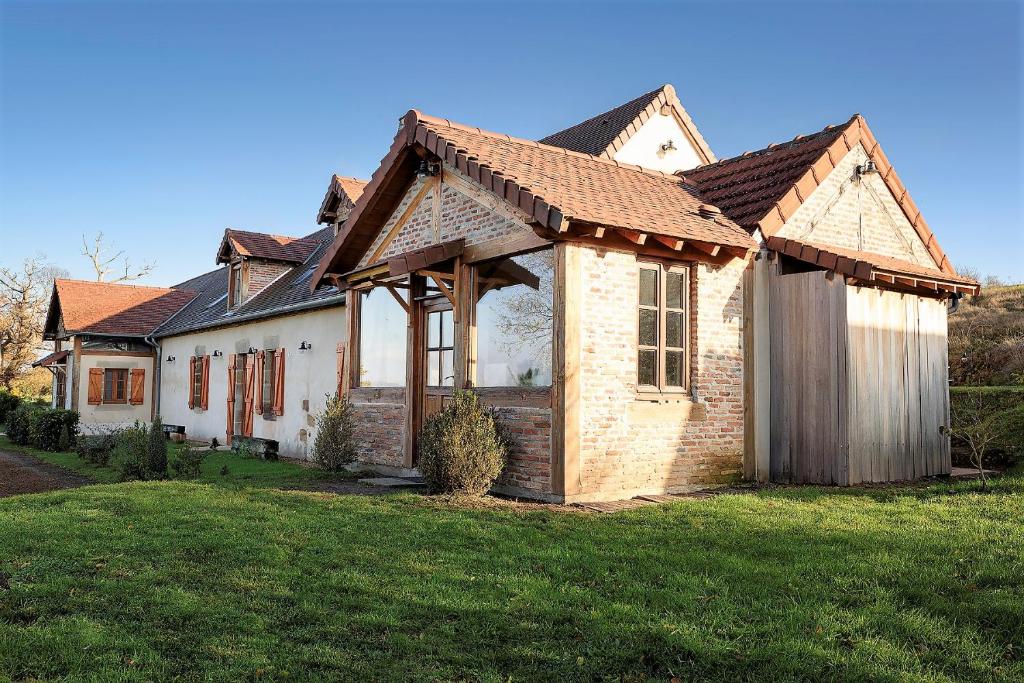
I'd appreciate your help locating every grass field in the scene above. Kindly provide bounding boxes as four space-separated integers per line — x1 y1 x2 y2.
0 460 1021 681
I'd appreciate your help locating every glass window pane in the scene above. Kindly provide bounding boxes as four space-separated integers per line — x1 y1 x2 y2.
427 311 440 348
359 287 408 387
427 351 440 386
638 349 657 386
639 268 658 307
638 308 658 347
666 351 684 387
441 350 454 387
441 309 453 347
666 311 684 348
475 249 553 387
666 271 685 309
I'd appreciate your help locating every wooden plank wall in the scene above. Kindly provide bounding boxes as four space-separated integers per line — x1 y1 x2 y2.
768 267 849 484
845 287 951 482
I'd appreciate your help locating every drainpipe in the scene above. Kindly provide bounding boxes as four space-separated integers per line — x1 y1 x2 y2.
144 335 161 417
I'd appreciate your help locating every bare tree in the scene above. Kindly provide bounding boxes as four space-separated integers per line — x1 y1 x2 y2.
81 231 155 283
0 258 68 390
948 390 1000 490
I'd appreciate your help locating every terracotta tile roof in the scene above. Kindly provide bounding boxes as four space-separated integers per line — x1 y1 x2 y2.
685 114 957 275
49 279 198 337
316 174 369 224
768 236 979 295
540 84 716 164
315 110 755 283
216 229 320 264
32 350 68 367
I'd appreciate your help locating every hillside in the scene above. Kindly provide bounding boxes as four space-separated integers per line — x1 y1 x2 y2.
949 284 1024 386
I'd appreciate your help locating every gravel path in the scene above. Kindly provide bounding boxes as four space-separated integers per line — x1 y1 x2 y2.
0 449 92 497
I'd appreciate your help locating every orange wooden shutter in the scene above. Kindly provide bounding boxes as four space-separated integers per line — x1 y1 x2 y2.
254 350 265 415
242 354 255 437
200 355 210 410
336 342 345 397
129 368 145 405
188 356 197 409
272 348 285 416
87 368 103 405
226 354 236 444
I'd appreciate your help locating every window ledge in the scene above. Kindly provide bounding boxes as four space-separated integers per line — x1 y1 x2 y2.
628 395 706 422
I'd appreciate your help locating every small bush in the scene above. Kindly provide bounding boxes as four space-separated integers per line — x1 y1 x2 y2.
417 389 507 496
5 404 38 445
29 408 79 451
171 445 205 479
312 394 356 471
146 417 168 479
0 390 21 424
110 422 150 481
75 432 120 466
950 387 1024 469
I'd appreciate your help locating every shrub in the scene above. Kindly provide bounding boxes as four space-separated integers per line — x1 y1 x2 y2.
146 417 168 479
171 445 205 479
312 393 356 471
29 408 79 451
417 389 507 496
5 404 38 445
0 390 21 424
950 387 1024 471
75 432 120 466
110 422 150 481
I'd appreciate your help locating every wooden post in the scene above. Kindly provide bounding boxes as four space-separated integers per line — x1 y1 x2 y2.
551 242 581 501
453 257 476 389
403 276 426 469
70 336 82 411
743 254 772 483
345 290 361 394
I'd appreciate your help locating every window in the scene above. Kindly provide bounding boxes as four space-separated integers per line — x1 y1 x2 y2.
191 358 203 408
638 263 689 393
358 287 407 387
262 350 275 416
475 250 553 387
54 367 67 408
102 368 129 404
229 264 243 309
425 309 454 387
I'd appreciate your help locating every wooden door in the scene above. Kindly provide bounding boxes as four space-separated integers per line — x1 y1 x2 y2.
421 299 454 422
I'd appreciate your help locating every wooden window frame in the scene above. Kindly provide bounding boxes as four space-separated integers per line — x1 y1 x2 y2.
102 368 129 404
261 349 276 419
636 261 691 398
229 262 243 309
54 367 67 408
191 357 204 409
424 301 455 388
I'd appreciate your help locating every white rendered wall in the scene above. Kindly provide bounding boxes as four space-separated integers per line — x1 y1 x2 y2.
77 353 155 433
612 112 705 174
158 305 347 459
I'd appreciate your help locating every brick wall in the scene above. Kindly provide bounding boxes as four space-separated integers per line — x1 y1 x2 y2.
492 406 552 494
246 259 290 300
350 391 406 467
575 245 745 499
777 144 937 268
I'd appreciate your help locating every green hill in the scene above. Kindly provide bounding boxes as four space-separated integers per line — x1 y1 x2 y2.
949 284 1024 386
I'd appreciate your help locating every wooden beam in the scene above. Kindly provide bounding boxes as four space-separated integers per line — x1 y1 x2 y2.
463 231 550 263
430 171 442 242
479 259 541 290
687 239 721 257
652 235 685 251
418 269 455 282
430 275 456 308
442 167 537 226
616 228 647 245
551 242 581 501
384 284 410 314
369 179 434 263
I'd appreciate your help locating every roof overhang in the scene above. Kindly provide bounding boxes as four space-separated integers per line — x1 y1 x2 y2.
33 350 68 368
768 236 980 296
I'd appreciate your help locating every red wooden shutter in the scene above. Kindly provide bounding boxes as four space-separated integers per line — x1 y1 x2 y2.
129 368 145 405
200 355 210 410
242 354 255 437
188 356 197 409
254 350 265 415
226 355 236 445
87 368 103 405
272 349 285 416
336 342 345 397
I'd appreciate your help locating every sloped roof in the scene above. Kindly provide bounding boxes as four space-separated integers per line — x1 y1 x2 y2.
768 236 979 295
685 114 956 275
47 280 197 338
155 227 344 338
316 174 369 224
216 229 320 264
540 84 716 164
33 350 68 368
314 109 755 282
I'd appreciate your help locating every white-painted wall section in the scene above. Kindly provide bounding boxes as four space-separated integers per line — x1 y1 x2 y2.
612 112 704 174
158 305 346 459
77 353 155 433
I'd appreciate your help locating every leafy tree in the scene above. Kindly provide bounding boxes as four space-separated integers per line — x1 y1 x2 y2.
0 257 68 390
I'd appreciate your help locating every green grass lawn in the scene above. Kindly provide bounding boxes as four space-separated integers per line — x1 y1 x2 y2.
0 435 361 489
0 466 1021 681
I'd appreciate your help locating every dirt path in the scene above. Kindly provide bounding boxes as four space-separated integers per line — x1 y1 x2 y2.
0 449 93 498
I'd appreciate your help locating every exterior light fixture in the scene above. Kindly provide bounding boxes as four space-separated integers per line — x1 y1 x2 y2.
166 355 176 362
248 347 258 355
856 160 879 176
416 159 440 178
660 139 677 152
212 350 223 357
298 341 311 351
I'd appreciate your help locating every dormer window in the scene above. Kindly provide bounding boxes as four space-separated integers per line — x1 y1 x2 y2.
229 262 244 310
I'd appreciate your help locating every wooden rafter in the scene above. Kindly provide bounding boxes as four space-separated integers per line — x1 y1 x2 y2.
384 284 410 314
652 235 685 251
369 179 434 263
616 228 647 245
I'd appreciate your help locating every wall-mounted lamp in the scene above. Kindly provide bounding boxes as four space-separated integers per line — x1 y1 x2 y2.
247 347 258 355
660 139 677 152
166 355 176 363
856 160 879 177
212 350 223 358
298 341 311 351
416 159 440 178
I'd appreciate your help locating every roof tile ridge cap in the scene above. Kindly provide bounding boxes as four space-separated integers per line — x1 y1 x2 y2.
57 278 175 292
658 83 717 163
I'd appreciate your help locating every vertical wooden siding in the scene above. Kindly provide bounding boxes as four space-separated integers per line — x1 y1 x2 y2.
845 288 950 482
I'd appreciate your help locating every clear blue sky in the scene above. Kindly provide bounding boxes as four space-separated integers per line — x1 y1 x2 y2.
1 1 1020 285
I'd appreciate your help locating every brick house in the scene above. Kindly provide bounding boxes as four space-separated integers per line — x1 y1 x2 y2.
312 85 977 502
41 84 978 501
